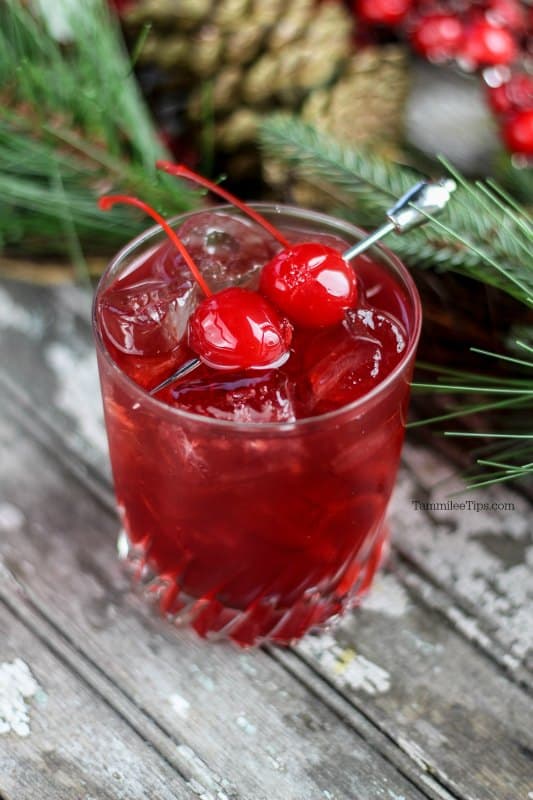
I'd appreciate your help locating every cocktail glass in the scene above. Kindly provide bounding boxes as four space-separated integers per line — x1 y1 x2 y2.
93 205 422 646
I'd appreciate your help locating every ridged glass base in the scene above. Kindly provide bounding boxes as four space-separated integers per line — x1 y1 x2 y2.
117 526 389 647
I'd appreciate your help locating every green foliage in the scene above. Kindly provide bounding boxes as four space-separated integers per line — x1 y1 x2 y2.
494 152 533 206
259 114 533 309
411 344 533 489
259 113 533 488
0 0 197 261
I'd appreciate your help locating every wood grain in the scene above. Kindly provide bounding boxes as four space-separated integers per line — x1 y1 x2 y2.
1 275 532 800
0 603 193 800
288 565 533 800
0 389 431 800
1 277 531 680
396 443 533 676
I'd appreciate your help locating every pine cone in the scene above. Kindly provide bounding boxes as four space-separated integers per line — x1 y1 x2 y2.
282 45 409 208
122 0 409 181
302 46 408 146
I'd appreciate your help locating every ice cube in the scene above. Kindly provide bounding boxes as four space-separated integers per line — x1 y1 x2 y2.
177 211 278 291
346 307 407 358
167 369 297 423
148 239 199 287
304 307 407 414
99 276 194 358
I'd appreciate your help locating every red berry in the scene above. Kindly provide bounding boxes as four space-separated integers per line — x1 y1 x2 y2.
355 0 412 26
411 14 464 61
501 110 533 155
488 73 533 116
260 243 357 328
487 82 513 115
188 287 293 371
505 73 533 111
486 0 526 33
461 20 517 66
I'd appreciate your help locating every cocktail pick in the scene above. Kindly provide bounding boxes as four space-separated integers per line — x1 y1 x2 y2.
342 178 456 260
149 356 202 395
149 178 456 397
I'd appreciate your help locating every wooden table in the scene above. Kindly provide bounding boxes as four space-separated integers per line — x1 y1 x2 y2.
0 275 531 800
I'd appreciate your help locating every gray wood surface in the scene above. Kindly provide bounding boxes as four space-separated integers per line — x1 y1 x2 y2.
0 601 195 800
0 375 432 800
1 275 532 800
397 445 533 679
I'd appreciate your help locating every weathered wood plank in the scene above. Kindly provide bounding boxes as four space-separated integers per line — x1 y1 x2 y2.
1 276 531 683
394 444 533 675
2 277 533 799
0 603 193 800
288 564 533 800
0 279 108 477
0 389 433 800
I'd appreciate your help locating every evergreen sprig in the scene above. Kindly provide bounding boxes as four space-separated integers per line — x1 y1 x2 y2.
410 345 533 489
259 114 533 308
0 0 197 262
259 113 533 488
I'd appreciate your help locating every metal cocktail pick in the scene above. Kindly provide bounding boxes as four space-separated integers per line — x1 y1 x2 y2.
149 178 456 396
342 178 456 260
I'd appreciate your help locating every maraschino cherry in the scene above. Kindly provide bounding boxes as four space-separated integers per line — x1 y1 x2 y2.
98 195 292 372
259 243 357 327
99 170 454 396
157 161 357 328
189 287 292 371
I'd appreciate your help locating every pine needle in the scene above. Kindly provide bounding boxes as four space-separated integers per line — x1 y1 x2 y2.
0 0 198 261
259 114 533 307
259 114 533 487
414 346 533 487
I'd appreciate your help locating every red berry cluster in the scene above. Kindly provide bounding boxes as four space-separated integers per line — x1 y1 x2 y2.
353 0 533 158
487 71 533 155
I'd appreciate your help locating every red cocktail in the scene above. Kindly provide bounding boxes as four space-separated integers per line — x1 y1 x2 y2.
93 203 421 645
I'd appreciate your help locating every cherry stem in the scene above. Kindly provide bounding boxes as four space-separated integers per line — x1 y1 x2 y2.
98 194 212 297
156 160 291 249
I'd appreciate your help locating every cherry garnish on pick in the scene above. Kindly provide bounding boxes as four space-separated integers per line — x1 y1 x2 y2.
157 161 357 328
259 243 357 328
143 172 455 394
258 178 457 329
98 195 292 376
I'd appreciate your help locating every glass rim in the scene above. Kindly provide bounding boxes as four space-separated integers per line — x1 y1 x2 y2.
92 202 422 433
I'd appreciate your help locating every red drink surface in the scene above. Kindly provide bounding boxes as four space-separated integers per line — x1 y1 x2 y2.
94 207 420 645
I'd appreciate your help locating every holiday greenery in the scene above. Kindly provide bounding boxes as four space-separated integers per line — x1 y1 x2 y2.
0 0 198 265
411 349 533 488
259 114 533 308
258 113 533 488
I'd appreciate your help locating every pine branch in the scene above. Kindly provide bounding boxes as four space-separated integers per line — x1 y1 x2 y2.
259 114 533 487
259 114 533 308
0 0 198 260
411 347 533 488
494 152 533 206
